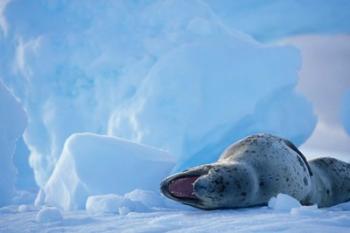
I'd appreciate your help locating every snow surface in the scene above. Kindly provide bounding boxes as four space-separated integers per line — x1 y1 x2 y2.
268 194 301 211
41 133 175 210
86 194 148 216
36 206 63 223
0 81 27 207
2 201 350 233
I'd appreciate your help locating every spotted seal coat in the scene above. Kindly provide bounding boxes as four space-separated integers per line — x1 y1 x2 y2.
160 134 350 209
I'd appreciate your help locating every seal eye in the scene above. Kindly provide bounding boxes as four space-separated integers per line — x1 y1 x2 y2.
168 176 199 199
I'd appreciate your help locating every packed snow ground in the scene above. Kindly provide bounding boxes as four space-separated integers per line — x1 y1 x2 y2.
2 200 350 233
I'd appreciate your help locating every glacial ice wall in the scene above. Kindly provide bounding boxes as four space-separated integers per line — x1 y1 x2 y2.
1 0 342 189
43 133 175 210
0 81 27 206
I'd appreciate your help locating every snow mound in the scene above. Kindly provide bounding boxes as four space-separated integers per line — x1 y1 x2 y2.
125 189 164 208
290 205 320 216
43 133 175 210
268 193 301 211
330 201 350 211
0 82 27 206
17 204 34 213
341 90 350 135
36 206 62 223
86 194 149 216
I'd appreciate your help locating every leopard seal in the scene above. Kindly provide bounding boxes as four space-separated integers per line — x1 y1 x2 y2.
160 134 350 209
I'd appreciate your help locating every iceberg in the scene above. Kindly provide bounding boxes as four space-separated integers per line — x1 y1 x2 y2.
0 81 27 206
42 133 175 210
109 37 316 171
0 0 317 188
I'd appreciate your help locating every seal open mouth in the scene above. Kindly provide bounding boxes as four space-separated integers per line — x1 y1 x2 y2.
161 174 202 204
160 165 213 207
168 176 199 199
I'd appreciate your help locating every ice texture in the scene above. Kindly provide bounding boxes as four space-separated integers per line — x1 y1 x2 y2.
86 194 149 215
3 200 350 232
42 133 175 210
36 206 62 223
13 137 37 191
0 0 318 188
290 205 320 216
341 90 350 135
268 193 301 211
125 189 164 208
203 0 350 41
0 81 27 206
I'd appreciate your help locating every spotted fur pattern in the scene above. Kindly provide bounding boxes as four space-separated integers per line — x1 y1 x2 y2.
162 134 350 209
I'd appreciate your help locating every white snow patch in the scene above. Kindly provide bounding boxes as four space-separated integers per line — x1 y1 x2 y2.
2 202 350 233
36 206 63 223
86 194 148 216
43 133 175 210
17 204 34 213
290 205 320 216
125 189 164 208
268 193 301 211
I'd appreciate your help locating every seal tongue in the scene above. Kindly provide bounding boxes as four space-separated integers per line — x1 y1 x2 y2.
168 176 199 199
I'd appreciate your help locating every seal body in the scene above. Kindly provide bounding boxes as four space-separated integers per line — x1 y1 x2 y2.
160 134 350 209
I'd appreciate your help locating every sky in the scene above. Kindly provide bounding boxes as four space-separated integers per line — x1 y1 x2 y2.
282 35 350 160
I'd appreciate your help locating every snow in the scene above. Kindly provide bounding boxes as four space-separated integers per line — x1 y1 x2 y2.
268 193 302 211
86 194 148 216
290 205 320 216
36 206 63 223
17 204 33 213
42 133 175 210
85 189 174 216
1 202 350 233
125 189 165 208
0 81 27 207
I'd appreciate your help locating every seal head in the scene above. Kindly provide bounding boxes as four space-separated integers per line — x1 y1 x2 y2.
161 163 258 209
